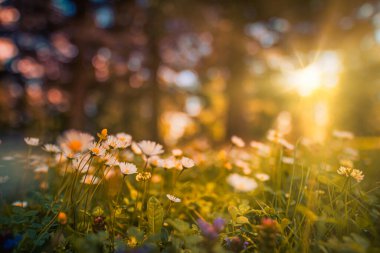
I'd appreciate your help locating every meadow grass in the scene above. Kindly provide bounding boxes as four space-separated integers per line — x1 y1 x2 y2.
0 129 379 253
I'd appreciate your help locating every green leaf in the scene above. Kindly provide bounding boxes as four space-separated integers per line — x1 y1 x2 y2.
228 206 239 221
147 196 164 234
236 216 250 224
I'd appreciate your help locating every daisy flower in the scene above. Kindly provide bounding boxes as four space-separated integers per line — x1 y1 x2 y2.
137 140 164 157
172 149 183 157
181 157 195 169
166 194 181 203
226 173 258 192
116 132 132 147
279 139 294 150
255 173 270 182
58 130 94 156
42 144 60 153
118 162 138 175
282 157 295 164
24 137 39 146
267 129 284 143
104 154 118 167
104 135 122 149
131 142 142 155
231 135 245 148
149 156 164 167
89 142 106 157
162 157 177 169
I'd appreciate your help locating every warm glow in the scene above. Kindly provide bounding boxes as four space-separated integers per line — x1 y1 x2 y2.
286 64 322 96
283 51 341 96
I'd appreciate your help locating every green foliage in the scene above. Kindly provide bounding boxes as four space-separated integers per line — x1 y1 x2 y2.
147 196 164 235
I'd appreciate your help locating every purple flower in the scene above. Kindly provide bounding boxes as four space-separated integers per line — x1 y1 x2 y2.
197 219 218 240
197 218 225 240
213 217 225 232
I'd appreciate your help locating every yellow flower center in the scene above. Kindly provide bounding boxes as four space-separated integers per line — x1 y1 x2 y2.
92 147 100 154
68 140 82 152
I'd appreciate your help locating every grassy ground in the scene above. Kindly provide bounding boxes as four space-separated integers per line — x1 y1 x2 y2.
0 130 379 253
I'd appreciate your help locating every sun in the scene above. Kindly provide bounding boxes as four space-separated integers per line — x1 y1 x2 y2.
283 51 342 96
285 64 322 96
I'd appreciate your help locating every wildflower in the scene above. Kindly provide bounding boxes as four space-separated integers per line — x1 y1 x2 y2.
350 169 364 182
279 139 294 150
93 216 106 232
12 201 28 208
255 173 270 182
104 154 118 167
57 212 67 225
181 156 195 169
333 130 354 140
97 128 108 140
166 194 181 203
136 172 151 181
58 130 94 156
34 165 48 173
81 175 100 184
116 132 132 147
250 141 271 157
231 135 245 148
42 144 60 153
127 236 138 248
89 142 106 157
118 162 138 175
337 166 364 182
225 237 248 252
104 135 125 149
213 218 225 231
149 156 164 167
197 218 225 240
258 218 279 252
162 157 177 169
282 156 295 164
24 137 39 146
267 129 284 143
172 149 183 157
337 166 351 177
137 140 164 157
226 173 258 192
235 159 250 172
131 142 142 155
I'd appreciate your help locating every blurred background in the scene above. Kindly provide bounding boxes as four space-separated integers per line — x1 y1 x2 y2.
1 0 380 146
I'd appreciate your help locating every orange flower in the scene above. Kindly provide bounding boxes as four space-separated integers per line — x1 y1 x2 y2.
57 212 67 225
97 128 108 140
